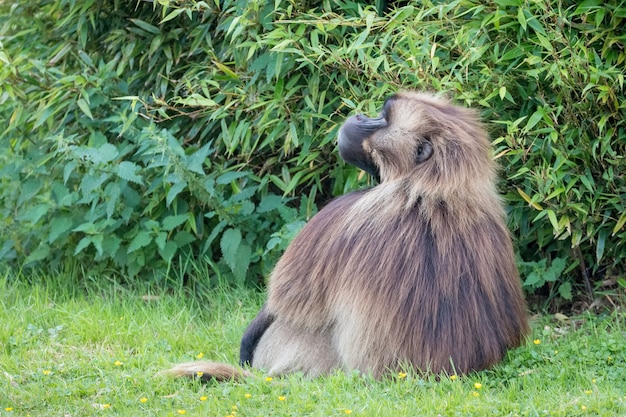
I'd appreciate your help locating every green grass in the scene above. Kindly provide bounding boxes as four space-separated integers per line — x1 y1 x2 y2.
1 269 625 417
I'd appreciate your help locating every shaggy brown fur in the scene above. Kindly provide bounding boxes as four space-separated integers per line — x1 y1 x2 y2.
167 361 253 382
168 91 529 380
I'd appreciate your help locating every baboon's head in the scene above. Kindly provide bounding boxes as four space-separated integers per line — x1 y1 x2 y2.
338 92 494 191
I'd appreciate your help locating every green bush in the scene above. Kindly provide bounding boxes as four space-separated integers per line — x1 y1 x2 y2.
0 0 624 301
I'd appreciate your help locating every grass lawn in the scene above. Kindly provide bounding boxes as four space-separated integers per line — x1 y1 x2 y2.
0 270 625 417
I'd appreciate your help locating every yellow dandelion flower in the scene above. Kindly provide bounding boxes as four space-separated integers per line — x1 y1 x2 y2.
196 352 204 359
278 396 286 401
474 382 483 389
5 407 13 412
244 393 252 399
345 410 353 414
114 361 123 366
265 377 273 382
140 397 148 403
42 370 51 375
581 405 587 411
196 371 204 378
592 379 596 383
398 372 407 379
472 391 480 397
103 404 111 409
584 390 592 395
533 339 541 345
177 410 187 415
200 396 208 401
450 375 457 381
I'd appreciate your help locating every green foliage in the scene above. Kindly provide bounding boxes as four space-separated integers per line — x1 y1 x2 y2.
519 257 571 302
0 0 624 300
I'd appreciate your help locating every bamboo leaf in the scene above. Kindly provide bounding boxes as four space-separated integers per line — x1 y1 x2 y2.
596 229 607 263
76 98 93 120
130 18 161 34
160 8 185 24
516 188 543 210
613 211 626 235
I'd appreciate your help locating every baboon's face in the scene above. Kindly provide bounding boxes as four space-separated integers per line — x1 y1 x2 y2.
338 93 434 183
338 92 490 184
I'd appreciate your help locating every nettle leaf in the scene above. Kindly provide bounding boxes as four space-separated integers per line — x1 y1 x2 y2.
523 271 542 289
202 220 227 254
91 234 104 257
17 204 48 224
18 179 44 206
158 241 178 262
544 258 567 282
220 228 242 272
154 232 167 250
265 236 282 252
101 235 121 258
0 241 15 261
105 183 121 219
73 146 99 162
166 180 187 207
257 194 285 213
162 214 189 231
75 237 93 255
232 243 251 283
63 160 78 184
185 143 212 175
73 222 97 234
79 173 109 199
116 161 143 185
558 282 573 300
216 171 248 185
48 217 74 243
232 200 255 216
174 230 195 247
550 258 567 275
128 231 152 253
25 244 50 263
166 133 186 157
93 143 119 164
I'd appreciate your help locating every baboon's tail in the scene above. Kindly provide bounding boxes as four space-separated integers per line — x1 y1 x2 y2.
166 361 253 382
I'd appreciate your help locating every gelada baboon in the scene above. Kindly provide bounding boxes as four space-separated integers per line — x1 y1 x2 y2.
168 91 529 381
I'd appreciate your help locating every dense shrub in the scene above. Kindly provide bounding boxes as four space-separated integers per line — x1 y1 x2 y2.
0 0 624 302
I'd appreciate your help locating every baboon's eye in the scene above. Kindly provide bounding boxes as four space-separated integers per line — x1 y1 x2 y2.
415 140 433 163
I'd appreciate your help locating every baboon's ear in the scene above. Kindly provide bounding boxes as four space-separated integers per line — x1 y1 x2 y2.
415 139 433 164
